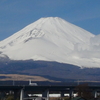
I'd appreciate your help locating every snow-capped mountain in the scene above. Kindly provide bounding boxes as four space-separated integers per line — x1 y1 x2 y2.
0 17 100 68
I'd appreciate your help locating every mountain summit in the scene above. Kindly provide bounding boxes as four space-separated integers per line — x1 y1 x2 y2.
0 17 100 68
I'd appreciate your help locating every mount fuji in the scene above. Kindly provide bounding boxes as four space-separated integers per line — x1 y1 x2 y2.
0 17 100 68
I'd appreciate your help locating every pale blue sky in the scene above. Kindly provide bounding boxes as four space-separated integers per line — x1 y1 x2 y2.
0 0 100 40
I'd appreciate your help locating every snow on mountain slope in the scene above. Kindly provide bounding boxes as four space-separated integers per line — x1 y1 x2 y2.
90 34 100 45
0 17 100 68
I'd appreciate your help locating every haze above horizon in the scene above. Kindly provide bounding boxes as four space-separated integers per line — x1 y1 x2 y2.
0 0 100 40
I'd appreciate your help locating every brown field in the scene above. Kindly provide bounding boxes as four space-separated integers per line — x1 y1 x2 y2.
0 74 57 82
